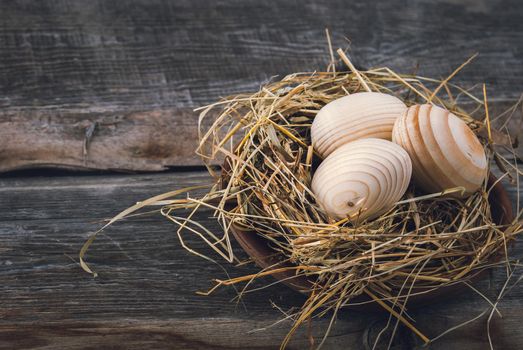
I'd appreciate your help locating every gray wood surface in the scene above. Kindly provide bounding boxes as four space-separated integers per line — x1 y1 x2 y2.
1 0 522 171
2 0 523 349
0 171 522 349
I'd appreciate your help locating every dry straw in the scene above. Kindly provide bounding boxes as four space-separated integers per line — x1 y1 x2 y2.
80 46 523 348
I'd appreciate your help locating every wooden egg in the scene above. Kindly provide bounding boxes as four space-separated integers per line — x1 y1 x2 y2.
311 138 412 221
392 104 487 196
311 92 407 158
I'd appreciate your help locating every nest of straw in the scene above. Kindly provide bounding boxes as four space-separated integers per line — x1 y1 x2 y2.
183 52 523 346
80 50 523 348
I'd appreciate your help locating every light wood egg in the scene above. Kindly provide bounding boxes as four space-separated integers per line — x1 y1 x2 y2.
311 92 407 158
392 104 487 196
311 138 412 221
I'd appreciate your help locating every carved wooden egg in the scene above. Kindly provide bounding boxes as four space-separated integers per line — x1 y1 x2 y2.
392 104 487 196
311 92 407 158
311 138 412 221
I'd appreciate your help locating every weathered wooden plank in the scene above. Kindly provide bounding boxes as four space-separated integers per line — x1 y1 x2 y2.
1 0 522 171
0 171 375 349
0 320 369 350
1 171 523 349
0 108 206 172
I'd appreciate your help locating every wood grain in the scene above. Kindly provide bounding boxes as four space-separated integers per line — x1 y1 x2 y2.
1 171 523 349
1 0 522 172
0 108 207 172
2 1 523 348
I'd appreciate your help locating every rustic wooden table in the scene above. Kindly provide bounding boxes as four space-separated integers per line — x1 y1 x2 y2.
1 1 523 349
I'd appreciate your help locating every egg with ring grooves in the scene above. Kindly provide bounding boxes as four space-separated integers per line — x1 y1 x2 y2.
311 138 412 221
391 104 487 196
311 92 407 158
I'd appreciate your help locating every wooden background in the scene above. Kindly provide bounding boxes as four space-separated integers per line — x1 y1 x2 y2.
1 0 523 349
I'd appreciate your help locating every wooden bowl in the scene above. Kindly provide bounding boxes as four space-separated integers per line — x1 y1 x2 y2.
222 157 514 309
